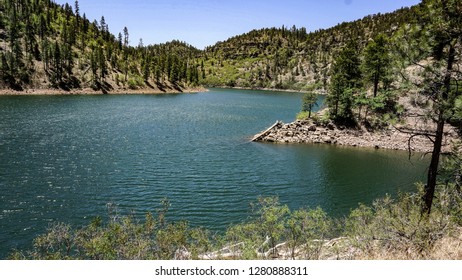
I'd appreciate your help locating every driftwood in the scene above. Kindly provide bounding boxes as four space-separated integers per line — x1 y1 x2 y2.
199 242 245 260
251 120 282 142
198 236 354 260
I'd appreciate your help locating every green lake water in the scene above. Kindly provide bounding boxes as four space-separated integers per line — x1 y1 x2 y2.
0 88 428 257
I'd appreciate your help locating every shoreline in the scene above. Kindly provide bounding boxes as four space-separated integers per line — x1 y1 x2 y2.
0 86 208 96
212 86 327 95
0 85 322 95
252 119 458 153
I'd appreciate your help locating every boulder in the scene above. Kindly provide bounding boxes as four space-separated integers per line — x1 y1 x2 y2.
308 125 317 132
327 122 335 130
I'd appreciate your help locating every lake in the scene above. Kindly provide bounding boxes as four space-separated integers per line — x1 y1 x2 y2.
0 88 428 258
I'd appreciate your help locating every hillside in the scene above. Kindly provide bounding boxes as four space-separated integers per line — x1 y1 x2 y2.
0 0 205 94
202 5 420 91
0 0 427 94
0 1 431 95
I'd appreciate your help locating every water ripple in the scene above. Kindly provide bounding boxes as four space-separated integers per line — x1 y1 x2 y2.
0 91 429 258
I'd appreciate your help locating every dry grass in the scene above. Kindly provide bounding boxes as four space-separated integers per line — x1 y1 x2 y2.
430 230 462 259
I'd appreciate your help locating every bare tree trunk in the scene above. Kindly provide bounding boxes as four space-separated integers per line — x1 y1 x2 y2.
422 44 455 214
423 114 444 214
373 72 379 97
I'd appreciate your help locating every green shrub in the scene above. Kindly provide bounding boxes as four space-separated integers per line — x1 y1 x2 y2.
10 183 462 260
286 207 332 259
344 184 462 259
296 111 309 120
311 110 331 126
127 75 144 89
10 200 210 260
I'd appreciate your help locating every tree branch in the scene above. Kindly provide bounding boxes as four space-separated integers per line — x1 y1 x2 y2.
393 126 437 138
393 125 437 160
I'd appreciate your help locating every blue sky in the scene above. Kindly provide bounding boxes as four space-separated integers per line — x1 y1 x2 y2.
54 0 421 49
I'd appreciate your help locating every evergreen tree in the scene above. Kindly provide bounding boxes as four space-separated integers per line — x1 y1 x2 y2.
117 32 123 50
50 41 63 86
416 0 462 214
74 0 80 28
100 16 108 40
327 41 362 123
143 57 151 81
123 26 129 82
82 13 88 33
97 44 107 83
301 91 318 118
123 26 129 47
0 52 12 87
362 33 391 97
90 45 99 86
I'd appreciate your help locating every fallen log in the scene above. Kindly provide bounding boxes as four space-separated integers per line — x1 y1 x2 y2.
251 120 282 142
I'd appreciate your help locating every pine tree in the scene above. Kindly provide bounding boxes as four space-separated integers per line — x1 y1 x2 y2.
97 44 107 83
50 42 63 86
394 0 462 215
117 32 123 50
0 52 12 86
74 0 80 29
417 0 462 214
301 91 318 118
362 33 391 97
123 26 129 47
143 57 151 82
82 13 88 33
123 26 129 82
100 16 108 40
327 41 362 123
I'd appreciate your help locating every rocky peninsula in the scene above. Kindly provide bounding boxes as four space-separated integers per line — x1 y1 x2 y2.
252 119 457 153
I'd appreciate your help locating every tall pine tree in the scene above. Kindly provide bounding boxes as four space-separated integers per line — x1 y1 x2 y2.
418 0 462 214
327 41 362 124
362 33 391 97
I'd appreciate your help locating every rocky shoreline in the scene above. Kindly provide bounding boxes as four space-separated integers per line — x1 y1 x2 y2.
0 86 208 96
252 119 458 153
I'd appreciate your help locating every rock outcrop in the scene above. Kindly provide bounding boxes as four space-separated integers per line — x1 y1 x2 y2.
252 119 458 153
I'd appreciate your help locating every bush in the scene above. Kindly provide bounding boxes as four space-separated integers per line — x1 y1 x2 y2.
10 183 462 260
127 75 144 90
223 197 290 259
10 200 211 260
296 111 309 120
311 110 331 126
222 197 334 260
286 207 332 259
344 184 462 259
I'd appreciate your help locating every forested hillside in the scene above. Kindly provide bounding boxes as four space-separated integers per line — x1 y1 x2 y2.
202 5 420 91
0 0 204 93
0 0 455 99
